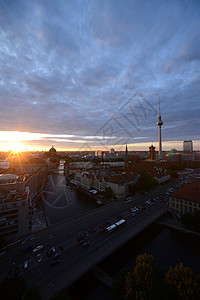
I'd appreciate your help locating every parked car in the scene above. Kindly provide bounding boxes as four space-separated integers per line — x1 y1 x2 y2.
82 241 90 247
51 247 57 254
23 261 29 269
32 245 43 253
37 254 42 263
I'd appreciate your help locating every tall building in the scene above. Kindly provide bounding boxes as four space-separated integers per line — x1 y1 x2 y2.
157 97 163 160
125 144 128 169
110 148 115 154
183 140 193 153
149 144 156 160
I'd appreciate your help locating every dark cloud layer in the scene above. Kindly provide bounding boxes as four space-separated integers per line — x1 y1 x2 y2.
0 0 200 150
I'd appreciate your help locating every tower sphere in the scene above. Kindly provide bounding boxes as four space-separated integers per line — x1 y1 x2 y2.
157 120 163 126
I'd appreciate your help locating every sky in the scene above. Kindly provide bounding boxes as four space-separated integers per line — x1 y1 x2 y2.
0 0 200 152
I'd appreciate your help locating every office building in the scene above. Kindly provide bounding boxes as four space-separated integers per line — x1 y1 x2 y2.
183 140 193 153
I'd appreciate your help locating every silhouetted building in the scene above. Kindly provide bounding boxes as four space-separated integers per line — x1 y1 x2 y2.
149 144 156 160
183 140 193 153
125 144 128 169
49 145 57 156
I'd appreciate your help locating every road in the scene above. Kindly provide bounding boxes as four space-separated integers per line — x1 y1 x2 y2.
0 198 168 299
1 169 199 299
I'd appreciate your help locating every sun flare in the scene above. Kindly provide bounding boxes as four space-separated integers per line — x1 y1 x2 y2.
9 142 26 153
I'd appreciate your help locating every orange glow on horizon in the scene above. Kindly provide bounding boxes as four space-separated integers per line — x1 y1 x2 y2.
9 142 26 153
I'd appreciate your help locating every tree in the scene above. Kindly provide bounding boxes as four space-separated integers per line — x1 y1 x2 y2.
123 254 160 300
136 253 154 266
128 173 158 195
23 286 41 300
50 289 71 300
165 262 200 300
0 275 25 300
111 268 127 300
104 187 112 198
181 210 200 230
124 271 135 300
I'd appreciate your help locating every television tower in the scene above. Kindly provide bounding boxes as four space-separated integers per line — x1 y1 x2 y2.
157 96 163 159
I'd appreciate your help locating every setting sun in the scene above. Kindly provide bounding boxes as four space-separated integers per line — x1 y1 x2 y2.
9 142 26 153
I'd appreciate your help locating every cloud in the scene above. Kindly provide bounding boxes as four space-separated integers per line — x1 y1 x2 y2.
0 0 200 150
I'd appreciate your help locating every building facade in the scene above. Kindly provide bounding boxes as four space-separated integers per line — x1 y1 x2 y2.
169 180 200 215
0 190 32 240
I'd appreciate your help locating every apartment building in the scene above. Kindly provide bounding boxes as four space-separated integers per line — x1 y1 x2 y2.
0 190 32 240
169 180 200 215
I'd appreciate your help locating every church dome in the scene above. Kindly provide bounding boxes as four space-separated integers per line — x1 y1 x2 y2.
49 145 57 155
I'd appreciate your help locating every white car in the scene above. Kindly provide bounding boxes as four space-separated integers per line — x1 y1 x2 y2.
37 254 42 263
23 261 29 269
32 245 43 253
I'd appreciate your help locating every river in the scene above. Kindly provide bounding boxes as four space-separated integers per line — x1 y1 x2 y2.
43 161 200 299
70 224 200 300
42 160 98 225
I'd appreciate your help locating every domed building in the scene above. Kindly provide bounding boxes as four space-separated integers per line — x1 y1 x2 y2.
49 145 57 156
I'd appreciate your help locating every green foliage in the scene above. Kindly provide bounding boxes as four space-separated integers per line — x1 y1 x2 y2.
124 271 135 300
112 254 161 300
111 268 127 300
165 262 200 300
97 187 113 198
136 253 154 266
181 211 200 230
133 254 157 300
129 173 158 195
104 187 113 197
50 289 71 300
0 275 25 300
23 286 41 300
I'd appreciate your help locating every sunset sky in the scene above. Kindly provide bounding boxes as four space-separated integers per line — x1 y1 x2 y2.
0 0 200 152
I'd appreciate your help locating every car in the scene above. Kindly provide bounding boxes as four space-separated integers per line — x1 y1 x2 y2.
130 208 137 213
23 261 29 269
54 252 62 259
99 224 104 229
32 245 43 253
132 213 136 217
51 247 57 254
37 254 42 263
82 241 90 247
84 231 89 237
79 239 86 246
50 259 61 267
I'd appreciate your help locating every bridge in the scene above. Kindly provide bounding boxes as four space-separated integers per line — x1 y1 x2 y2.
1 200 169 300
31 203 169 299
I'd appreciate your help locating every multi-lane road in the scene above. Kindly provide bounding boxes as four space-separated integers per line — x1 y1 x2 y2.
0 194 169 299
1 169 199 299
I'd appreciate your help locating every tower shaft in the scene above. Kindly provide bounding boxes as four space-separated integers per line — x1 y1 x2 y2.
157 96 163 160
159 126 162 158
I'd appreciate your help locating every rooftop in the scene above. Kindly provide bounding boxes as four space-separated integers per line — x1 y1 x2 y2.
170 179 200 203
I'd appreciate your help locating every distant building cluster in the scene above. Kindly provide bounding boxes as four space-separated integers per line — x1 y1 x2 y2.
0 148 54 240
65 162 139 198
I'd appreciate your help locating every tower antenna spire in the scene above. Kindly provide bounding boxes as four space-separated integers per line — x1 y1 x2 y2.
159 96 160 115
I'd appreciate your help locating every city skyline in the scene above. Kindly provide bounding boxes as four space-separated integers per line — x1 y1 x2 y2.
0 0 200 152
